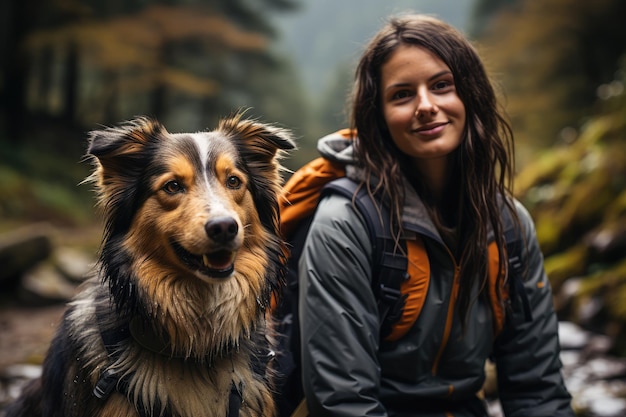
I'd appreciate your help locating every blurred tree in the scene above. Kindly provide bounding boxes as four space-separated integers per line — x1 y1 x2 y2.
0 0 45 141
0 0 311 226
471 0 626 161
0 0 304 143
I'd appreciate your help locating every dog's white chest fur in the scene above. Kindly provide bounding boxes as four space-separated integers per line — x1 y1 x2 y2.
96 354 260 417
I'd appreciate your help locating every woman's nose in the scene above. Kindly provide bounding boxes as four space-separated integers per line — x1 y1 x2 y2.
415 91 437 118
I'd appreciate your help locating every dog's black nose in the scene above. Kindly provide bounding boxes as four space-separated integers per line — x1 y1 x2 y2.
205 217 238 243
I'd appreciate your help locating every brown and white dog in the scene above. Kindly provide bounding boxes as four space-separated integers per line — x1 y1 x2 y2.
4 114 295 417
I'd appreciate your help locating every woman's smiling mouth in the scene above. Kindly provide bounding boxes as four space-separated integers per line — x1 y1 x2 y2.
413 122 449 136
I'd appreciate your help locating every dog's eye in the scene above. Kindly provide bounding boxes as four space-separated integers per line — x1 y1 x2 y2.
226 175 242 189
163 180 184 194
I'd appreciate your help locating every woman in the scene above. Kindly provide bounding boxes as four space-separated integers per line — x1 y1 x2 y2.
297 14 574 417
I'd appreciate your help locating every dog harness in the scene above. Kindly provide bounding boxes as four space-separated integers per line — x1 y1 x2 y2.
93 301 244 417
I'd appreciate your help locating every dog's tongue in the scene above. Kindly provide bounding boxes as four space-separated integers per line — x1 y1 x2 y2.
202 251 235 269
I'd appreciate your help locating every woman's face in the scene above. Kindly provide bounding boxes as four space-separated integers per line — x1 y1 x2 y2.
380 44 466 165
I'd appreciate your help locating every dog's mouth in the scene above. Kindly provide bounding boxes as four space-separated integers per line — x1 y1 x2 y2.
171 240 236 279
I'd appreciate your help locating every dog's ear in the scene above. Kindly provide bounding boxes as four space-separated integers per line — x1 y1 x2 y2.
88 117 165 164
85 117 165 223
218 114 296 165
87 117 166 186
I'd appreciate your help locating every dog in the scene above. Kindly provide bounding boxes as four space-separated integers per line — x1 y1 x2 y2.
4 113 295 417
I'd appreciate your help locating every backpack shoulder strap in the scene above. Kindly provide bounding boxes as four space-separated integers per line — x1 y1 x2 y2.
488 204 533 336
503 210 533 325
321 177 409 341
487 241 507 335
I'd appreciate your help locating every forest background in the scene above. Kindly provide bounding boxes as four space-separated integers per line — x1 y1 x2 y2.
1 0 626 358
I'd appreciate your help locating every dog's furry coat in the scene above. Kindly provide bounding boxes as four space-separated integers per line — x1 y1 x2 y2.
4 114 295 417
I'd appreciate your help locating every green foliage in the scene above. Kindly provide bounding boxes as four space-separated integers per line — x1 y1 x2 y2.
0 120 94 225
515 55 626 351
543 244 588 289
0 0 312 227
474 0 626 158
0 162 93 226
604 259 626 318
519 112 626 254
22 4 270 124
2 0 307 134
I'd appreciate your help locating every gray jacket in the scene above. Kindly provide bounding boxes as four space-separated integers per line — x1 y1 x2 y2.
298 134 574 417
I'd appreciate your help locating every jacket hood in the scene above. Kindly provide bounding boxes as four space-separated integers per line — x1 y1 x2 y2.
317 130 357 165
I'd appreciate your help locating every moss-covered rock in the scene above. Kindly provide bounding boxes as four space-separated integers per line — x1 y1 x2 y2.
515 66 626 355
543 244 588 291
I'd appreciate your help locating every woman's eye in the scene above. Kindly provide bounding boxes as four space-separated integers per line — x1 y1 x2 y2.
433 80 452 90
226 175 242 189
392 90 412 100
163 180 184 194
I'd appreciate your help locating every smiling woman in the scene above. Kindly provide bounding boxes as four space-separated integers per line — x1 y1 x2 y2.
292 13 576 417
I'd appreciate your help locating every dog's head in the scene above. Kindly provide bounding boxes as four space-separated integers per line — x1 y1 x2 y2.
86 114 295 318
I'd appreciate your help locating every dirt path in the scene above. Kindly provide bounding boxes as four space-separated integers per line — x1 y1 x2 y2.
0 304 66 369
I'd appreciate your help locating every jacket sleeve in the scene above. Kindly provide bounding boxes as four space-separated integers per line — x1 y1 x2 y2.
493 200 574 417
298 194 387 417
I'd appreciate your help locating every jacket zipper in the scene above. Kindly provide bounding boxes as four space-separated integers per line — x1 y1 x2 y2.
431 247 461 376
404 223 465 377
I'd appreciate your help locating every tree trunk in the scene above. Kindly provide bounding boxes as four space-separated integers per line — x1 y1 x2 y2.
62 40 79 124
37 45 54 111
1 0 32 141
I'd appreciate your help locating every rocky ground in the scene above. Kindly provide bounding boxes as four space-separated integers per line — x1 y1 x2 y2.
0 222 92 409
0 304 66 371
0 303 66 406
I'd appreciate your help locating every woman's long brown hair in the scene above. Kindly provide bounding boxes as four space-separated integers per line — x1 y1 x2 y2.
350 14 518 326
